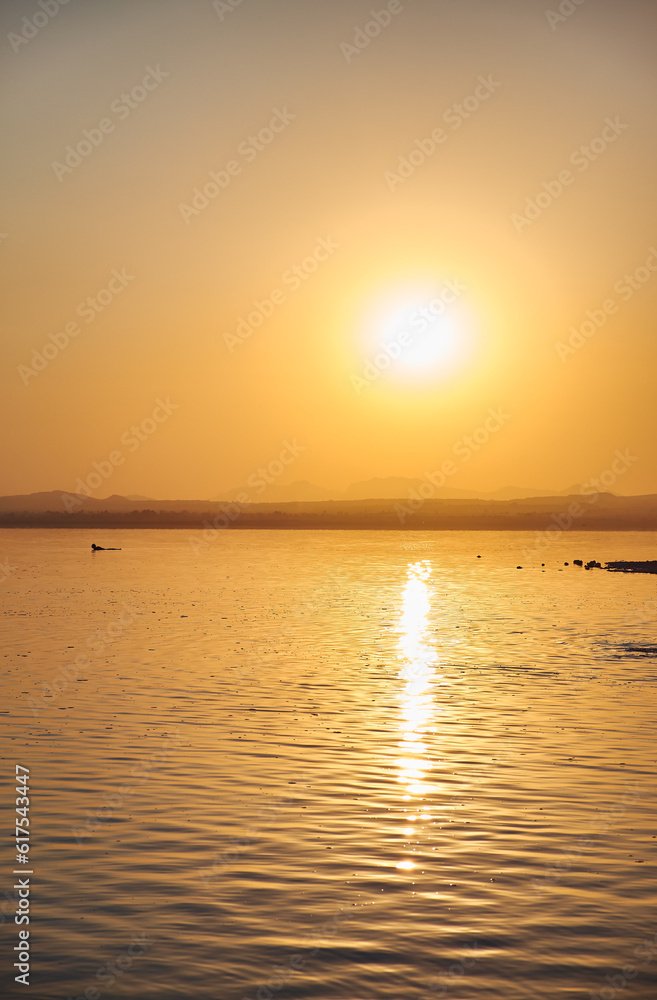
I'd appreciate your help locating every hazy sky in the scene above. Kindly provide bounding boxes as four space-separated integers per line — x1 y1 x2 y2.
2 0 656 498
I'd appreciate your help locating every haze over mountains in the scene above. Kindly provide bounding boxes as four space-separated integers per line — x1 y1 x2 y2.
0 486 654 532
0 479 607 512
212 478 586 504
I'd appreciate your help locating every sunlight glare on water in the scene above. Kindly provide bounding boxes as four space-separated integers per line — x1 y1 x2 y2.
396 560 440 833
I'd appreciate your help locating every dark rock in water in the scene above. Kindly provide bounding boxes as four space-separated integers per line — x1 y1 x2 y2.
605 560 657 574
564 562 569 566
477 555 481 558
516 565 522 569
573 559 583 566
585 560 602 570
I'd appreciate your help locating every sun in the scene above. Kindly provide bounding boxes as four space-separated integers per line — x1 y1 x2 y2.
357 282 473 385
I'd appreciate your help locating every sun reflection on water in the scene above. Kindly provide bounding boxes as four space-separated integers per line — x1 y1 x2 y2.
394 560 440 870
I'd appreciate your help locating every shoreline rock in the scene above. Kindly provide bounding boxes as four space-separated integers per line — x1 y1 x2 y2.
605 560 657 574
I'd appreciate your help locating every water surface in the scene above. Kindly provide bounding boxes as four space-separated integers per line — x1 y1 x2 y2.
1 529 656 999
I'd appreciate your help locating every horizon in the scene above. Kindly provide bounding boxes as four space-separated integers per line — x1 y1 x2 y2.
3 480 655 504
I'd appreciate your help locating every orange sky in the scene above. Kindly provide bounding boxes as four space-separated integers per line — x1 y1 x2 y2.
2 0 656 498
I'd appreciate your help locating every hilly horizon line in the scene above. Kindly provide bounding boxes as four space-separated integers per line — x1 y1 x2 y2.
0 481 607 507
211 477 600 504
3 480 657 511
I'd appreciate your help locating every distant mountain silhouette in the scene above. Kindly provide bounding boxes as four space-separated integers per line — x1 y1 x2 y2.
0 480 620 513
213 476 588 504
0 490 653 531
213 479 342 503
344 477 429 500
342 478 574 502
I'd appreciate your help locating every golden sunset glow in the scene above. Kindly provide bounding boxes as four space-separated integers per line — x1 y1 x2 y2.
3 6 656 1000
2 1 656 499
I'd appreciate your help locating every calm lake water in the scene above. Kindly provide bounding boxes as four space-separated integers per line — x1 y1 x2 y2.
1 528 656 1000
